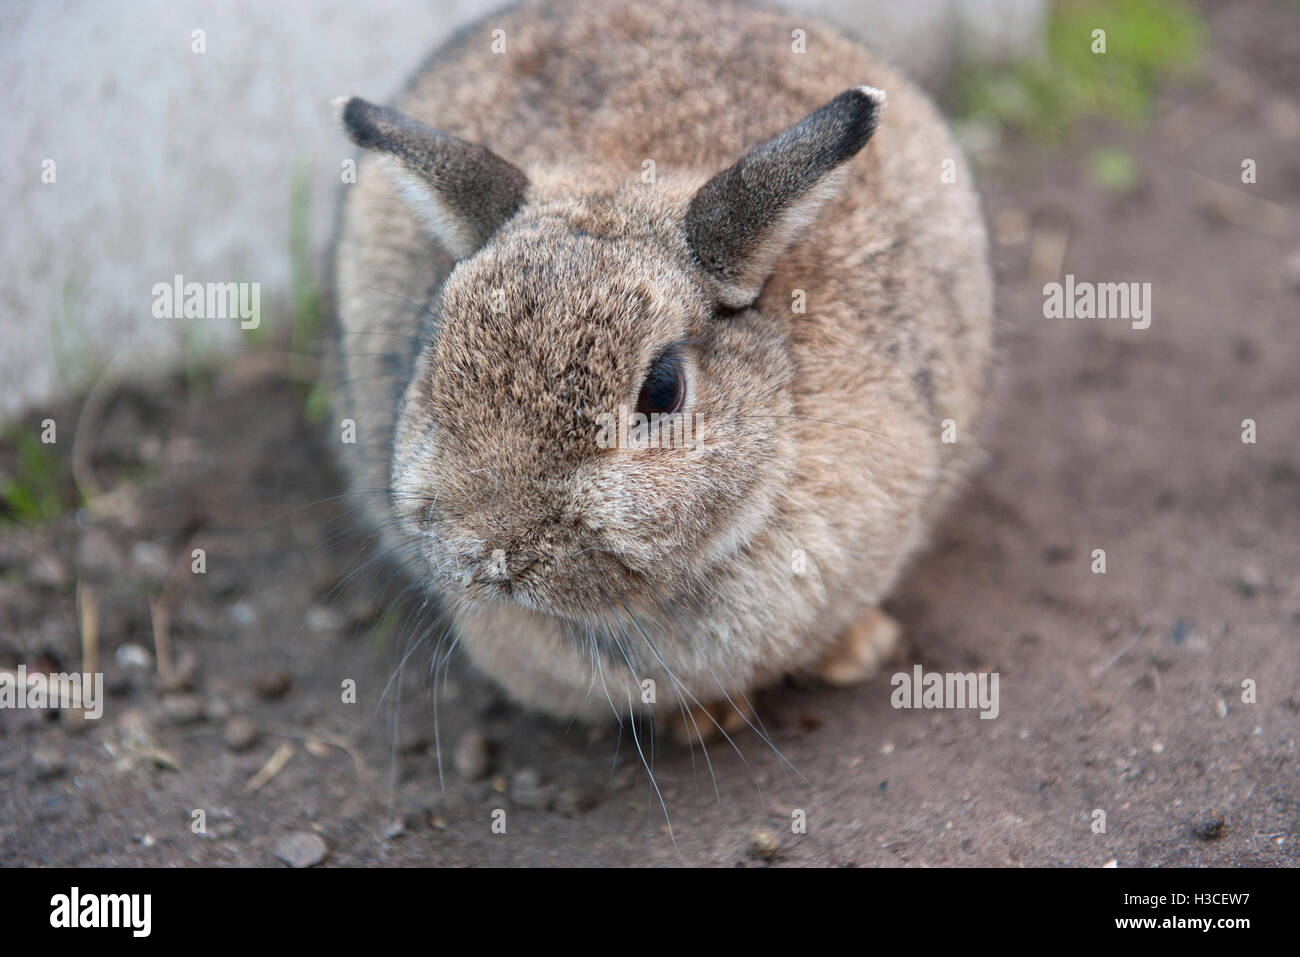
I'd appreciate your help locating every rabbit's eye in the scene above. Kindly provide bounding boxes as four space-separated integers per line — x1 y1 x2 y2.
636 348 685 417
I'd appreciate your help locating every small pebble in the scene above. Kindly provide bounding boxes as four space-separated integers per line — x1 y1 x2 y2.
114 643 153 670
206 694 232 721
453 731 492 780
116 709 156 749
306 606 345 635
554 788 596 817
1192 813 1226 841
229 601 257 627
510 768 549 810
161 693 205 725
402 805 429 832
253 670 292 701
223 716 258 752
273 831 328 868
32 749 67 780
130 541 171 578
748 829 779 861
1236 564 1269 597
798 713 823 732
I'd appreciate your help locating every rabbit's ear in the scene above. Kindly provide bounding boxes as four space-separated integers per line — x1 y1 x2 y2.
338 97 529 259
685 86 885 308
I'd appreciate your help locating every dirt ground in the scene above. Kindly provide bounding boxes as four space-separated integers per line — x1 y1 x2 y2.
2 0 1298 867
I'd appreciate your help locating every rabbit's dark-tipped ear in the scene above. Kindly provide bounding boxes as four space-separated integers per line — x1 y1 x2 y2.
685 86 885 308
338 97 529 259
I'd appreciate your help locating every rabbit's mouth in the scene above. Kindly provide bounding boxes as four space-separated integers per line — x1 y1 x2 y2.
453 548 543 607
462 570 534 608
447 543 657 621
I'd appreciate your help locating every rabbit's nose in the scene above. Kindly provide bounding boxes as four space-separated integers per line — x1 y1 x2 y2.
477 547 539 582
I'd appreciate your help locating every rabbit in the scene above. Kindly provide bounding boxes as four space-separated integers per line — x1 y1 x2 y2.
328 0 993 739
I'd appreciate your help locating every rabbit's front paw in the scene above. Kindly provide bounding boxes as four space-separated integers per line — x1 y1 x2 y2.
817 607 902 686
667 696 756 746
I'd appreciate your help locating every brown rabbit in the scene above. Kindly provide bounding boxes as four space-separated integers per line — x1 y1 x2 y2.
329 0 993 738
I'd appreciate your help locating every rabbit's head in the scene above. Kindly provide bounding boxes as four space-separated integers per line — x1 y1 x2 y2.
338 88 883 622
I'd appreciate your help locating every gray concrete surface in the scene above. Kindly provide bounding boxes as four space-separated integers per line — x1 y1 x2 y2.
1 0 1046 417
